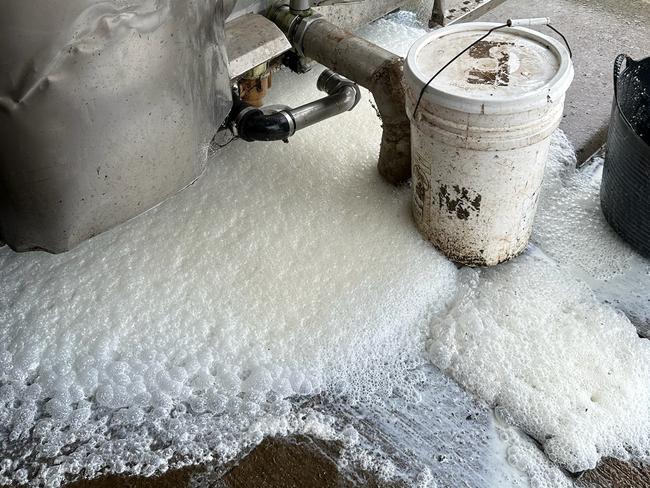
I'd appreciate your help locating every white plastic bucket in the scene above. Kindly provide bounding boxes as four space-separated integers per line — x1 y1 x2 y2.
405 22 574 266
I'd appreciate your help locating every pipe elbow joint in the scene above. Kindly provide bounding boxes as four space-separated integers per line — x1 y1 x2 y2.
317 69 362 111
232 69 361 143
234 106 295 142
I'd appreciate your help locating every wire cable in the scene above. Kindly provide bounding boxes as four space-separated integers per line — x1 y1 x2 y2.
411 21 573 119
547 24 573 59
412 23 508 118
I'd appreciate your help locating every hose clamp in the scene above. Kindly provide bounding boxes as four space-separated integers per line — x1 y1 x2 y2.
278 110 296 137
292 14 324 57
267 3 324 58
232 106 258 137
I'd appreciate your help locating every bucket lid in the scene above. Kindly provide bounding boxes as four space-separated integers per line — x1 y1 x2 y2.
405 22 574 114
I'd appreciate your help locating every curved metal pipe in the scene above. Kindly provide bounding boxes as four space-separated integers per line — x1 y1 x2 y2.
233 69 361 142
268 6 412 185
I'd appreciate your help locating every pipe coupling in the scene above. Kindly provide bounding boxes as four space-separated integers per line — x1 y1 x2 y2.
268 3 323 57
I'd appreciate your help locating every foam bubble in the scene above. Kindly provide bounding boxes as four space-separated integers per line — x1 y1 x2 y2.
534 132 650 335
0 17 457 484
535 132 636 281
427 244 650 472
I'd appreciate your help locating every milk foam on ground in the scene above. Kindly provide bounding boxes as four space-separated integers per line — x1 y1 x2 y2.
534 133 650 336
535 132 638 281
427 132 650 473
428 247 650 472
1 9 650 488
0 62 459 485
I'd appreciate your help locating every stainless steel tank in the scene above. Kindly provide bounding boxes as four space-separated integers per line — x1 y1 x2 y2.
0 0 233 252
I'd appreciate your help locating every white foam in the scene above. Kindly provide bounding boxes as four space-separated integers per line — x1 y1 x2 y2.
357 10 429 57
533 133 650 335
2 9 650 488
495 423 574 488
0 36 459 486
329 364 541 488
426 133 650 473
534 133 638 281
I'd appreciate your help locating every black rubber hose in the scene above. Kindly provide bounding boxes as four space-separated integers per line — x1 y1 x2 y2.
232 70 360 143
237 109 294 142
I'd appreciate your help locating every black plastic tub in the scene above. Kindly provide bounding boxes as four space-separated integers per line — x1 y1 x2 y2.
601 55 650 257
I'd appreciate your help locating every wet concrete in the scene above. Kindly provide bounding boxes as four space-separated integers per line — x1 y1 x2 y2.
59 436 403 488
216 436 404 488
578 458 650 488
43 438 650 488
7 363 650 488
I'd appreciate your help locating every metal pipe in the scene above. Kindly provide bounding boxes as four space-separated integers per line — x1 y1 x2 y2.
269 6 412 184
431 0 447 27
290 0 311 13
291 70 361 131
233 69 361 142
302 20 412 184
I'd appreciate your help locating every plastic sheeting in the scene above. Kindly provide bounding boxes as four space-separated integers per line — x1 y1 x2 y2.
0 0 232 252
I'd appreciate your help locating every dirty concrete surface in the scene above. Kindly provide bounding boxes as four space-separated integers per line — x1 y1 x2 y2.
63 436 406 488
3 1 650 488
482 0 649 162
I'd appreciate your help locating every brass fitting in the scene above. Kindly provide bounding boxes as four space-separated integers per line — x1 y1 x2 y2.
238 63 273 108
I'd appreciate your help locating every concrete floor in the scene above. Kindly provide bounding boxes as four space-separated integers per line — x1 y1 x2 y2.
482 0 649 161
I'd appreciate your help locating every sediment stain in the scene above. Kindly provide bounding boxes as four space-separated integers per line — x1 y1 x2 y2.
438 184 482 220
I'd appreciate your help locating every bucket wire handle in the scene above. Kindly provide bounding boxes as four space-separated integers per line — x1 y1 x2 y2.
412 23 508 118
412 19 573 119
